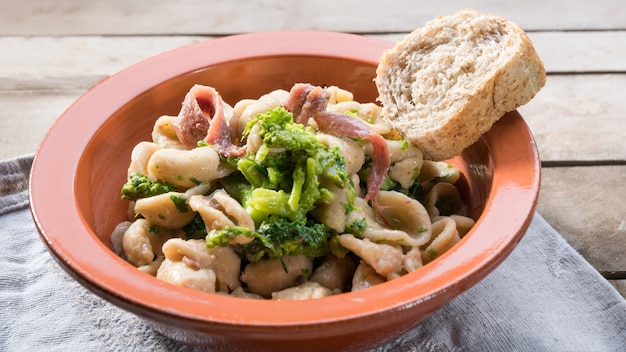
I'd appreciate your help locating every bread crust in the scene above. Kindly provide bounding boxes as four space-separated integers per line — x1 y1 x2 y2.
375 9 546 161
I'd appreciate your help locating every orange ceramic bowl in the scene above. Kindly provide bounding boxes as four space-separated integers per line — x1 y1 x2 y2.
29 31 540 352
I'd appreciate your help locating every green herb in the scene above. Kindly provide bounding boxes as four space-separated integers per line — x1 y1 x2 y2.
400 137 409 151
345 218 368 237
169 194 189 213
207 215 334 261
428 248 438 260
121 174 177 201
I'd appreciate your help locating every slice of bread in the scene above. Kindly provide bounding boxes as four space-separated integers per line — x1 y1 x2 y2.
375 9 546 161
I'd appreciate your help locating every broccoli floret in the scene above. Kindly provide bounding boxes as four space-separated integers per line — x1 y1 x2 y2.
207 215 334 261
121 174 178 201
244 107 349 184
243 107 318 152
204 107 354 261
236 107 351 224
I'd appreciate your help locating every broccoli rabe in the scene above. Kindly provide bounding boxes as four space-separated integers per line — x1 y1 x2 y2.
121 173 178 201
207 107 354 260
236 107 350 223
207 215 333 261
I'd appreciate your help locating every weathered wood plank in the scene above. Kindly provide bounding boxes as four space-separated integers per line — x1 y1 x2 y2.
0 91 81 159
519 74 626 163
0 36 207 91
1 0 625 35
3 37 625 164
537 165 626 274
374 31 626 73
530 31 626 73
2 30 625 92
1 37 625 163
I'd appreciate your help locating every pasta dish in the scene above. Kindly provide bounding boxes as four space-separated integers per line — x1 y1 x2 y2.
111 83 474 300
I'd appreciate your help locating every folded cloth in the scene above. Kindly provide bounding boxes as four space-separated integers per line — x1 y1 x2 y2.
1 155 625 352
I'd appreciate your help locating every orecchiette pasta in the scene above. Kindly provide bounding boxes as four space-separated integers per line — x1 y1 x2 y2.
114 83 475 300
309 255 356 292
161 238 242 292
351 261 386 292
122 219 164 267
376 191 432 247
345 196 429 248
271 281 335 301
134 192 196 229
128 141 161 177
230 89 289 142
310 180 352 233
240 254 313 298
338 234 404 280
421 217 461 264
423 182 468 218
419 160 461 193
315 133 365 176
152 115 185 150
147 147 232 188
157 259 217 293
448 214 476 237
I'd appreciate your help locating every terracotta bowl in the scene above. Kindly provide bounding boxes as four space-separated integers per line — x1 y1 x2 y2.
29 31 540 352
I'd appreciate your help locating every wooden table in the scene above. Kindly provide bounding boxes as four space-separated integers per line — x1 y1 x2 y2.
2 1 625 297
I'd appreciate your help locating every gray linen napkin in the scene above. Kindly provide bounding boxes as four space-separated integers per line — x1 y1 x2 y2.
1 155 625 352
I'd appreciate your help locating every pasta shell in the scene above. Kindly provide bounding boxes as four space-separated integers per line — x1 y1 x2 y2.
376 191 433 247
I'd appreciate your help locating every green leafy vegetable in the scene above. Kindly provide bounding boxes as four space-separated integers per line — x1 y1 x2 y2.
207 215 333 261
206 107 353 260
345 217 368 238
236 107 351 223
169 194 189 213
121 173 177 201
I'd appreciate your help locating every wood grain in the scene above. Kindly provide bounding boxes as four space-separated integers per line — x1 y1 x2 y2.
519 74 626 163
374 31 626 73
1 0 624 35
3 30 625 91
538 166 626 272
2 35 624 162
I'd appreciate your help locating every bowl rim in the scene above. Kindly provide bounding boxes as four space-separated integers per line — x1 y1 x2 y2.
29 30 540 329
